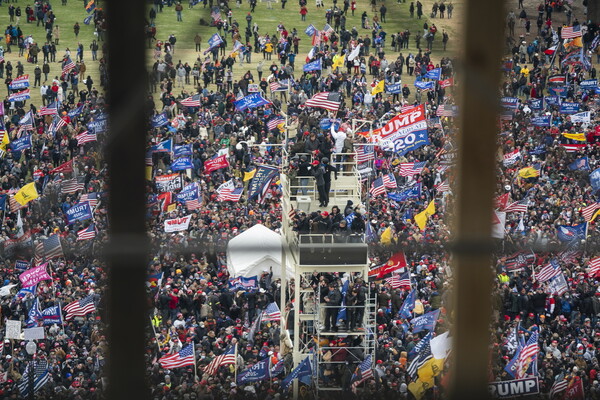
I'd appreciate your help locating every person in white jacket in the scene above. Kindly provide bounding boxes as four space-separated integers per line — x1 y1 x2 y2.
331 124 348 169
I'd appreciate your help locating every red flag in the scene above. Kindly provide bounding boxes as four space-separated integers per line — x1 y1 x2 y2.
204 155 230 173
494 193 509 210
368 252 407 278
49 159 74 174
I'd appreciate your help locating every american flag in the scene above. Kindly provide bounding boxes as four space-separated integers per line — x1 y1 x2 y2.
516 331 538 379
18 360 50 397
588 257 600 277
400 104 415 113
180 94 201 107
550 379 568 398
503 200 528 213
267 116 285 131
385 273 410 289
350 355 373 393
217 180 243 202
77 224 96 241
560 144 586 152
581 202 600 222
62 57 76 74
435 180 450 193
269 80 288 92
210 9 221 21
399 162 426 177
561 25 582 39
186 193 202 211
535 259 561 282
80 192 99 208
49 115 67 135
203 345 236 375
436 104 457 117
35 234 64 262
382 173 396 189
8 195 27 213
355 145 375 163
39 101 59 116
370 177 386 197
261 302 281 321
76 130 97 146
64 294 96 319
305 92 342 112
61 178 85 194
159 344 195 369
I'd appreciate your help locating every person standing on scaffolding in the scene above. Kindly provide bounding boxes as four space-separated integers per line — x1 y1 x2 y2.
324 282 342 332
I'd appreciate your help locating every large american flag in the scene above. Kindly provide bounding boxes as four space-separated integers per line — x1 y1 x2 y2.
355 145 375 163
267 116 285 131
370 177 386 197
261 302 281 321
385 265 411 288
77 224 96 241
536 259 561 282
503 200 528 213
581 202 600 222
399 161 426 177
305 92 341 112
203 345 236 375
561 25 582 39
217 180 243 202
159 344 195 369
588 257 600 277
76 131 97 146
39 101 59 116
382 173 397 189
64 295 96 319
180 94 201 107
350 355 373 393
61 178 85 194
186 197 202 211
516 331 538 379
35 234 64 262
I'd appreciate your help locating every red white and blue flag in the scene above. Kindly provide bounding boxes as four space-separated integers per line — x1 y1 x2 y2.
64 295 96 319
262 302 281 322
399 161 426 177
159 344 195 369
77 224 96 241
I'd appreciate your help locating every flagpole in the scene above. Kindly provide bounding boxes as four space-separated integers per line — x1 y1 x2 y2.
234 343 238 383
193 342 198 382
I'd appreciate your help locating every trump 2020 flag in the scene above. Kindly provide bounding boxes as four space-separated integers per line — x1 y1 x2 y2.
236 358 270 384
398 290 416 319
10 134 32 151
303 58 322 72
411 309 441 333
234 93 272 111
305 24 317 36
281 356 312 391
171 157 193 172
424 68 441 80
173 144 193 157
41 304 62 325
414 80 435 90
557 224 586 243
204 33 223 54
568 157 590 171
151 113 169 128
247 165 279 202
65 202 93 224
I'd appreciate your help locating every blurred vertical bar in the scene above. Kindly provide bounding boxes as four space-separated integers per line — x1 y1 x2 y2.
105 0 149 398
449 0 504 399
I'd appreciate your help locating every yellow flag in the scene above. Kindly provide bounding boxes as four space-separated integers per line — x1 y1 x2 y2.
417 357 445 384
518 166 540 179
371 80 385 95
0 131 9 150
562 132 586 141
408 379 431 400
145 166 153 181
332 54 345 70
565 36 583 49
14 182 39 205
244 169 256 181
592 209 600 223
414 200 435 230
380 226 392 245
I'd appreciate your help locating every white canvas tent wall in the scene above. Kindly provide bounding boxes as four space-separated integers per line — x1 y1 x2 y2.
226 224 291 279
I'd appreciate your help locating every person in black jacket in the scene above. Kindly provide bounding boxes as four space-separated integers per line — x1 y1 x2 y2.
312 159 327 206
297 155 312 195
321 157 338 207
324 283 342 332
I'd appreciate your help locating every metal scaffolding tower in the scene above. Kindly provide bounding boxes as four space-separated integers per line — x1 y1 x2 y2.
279 150 375 397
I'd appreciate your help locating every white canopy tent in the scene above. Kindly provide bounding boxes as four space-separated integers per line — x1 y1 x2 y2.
226 224 292 279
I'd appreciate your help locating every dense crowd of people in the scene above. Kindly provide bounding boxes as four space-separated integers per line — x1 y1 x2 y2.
0 0 599 399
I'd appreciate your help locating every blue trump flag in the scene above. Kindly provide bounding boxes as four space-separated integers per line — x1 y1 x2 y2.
305 24 317 36
581 79 598 89
234 93 272 111
411 308 440 333
531 115 551 127
591 168 600 192
528 98 543 110
0 194 5 211
65 202 93 224
281 356 312 391
151 138 173 153
414 80 435 90
385 83 402 94
247 165 279 202
10 135 32 151
529 145 546 155
424 68 441 80
408 331 432 359
173 144 193 157
398 290 416 319
171 157 193 172
303 58 322 72
41 304 62 325
557 224 587 243
237 358 270 385
26 298 42 328
337 279 350 322
152 113 169 128
68 105 84 118
568 157 590 171
177 187 199 203
549 86 568 97
388 183 422 202
545 96 560 106
560 102 580 114
500 97 519 109
204 33 223 54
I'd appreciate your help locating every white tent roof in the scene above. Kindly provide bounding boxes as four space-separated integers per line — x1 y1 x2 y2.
226 224 292 279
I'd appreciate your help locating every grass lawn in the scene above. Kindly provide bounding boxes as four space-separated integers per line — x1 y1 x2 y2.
149 0 462 99
0 0 104 106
